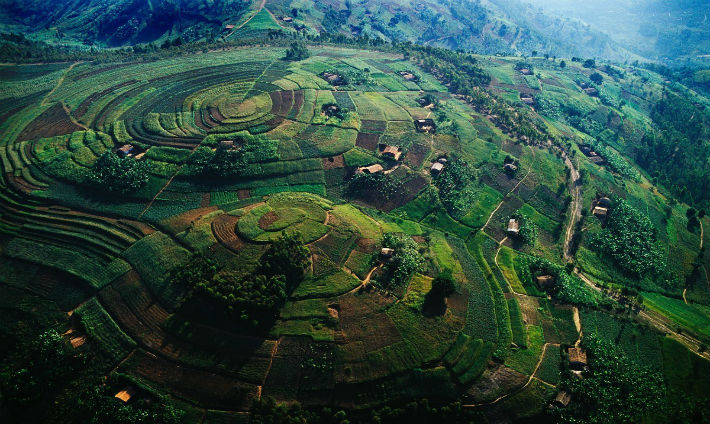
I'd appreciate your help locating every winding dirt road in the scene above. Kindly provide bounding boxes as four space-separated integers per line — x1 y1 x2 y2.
562 153 582 262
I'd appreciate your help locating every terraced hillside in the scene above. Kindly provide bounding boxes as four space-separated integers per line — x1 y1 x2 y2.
0 44 708 423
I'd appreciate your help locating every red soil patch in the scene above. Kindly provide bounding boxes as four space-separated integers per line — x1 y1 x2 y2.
411 235 427 244
360 120 387 133
200 192 211 208
160 206 219 234
258 210 278 229
355 132 379 151
355 237 377 253
17 103 83 142
322 154 345 170
337 292 401 353
212 213 245 252
74 79 138 120
208 106 225 122
404 142 430 168
237 189 251 200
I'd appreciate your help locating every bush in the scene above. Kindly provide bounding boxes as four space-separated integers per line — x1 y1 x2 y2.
284 41 310 61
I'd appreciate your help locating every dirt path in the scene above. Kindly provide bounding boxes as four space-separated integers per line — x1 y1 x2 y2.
482 150 536 232
683 288 688 305
574 267 709 359
344 264 381 295
41 61 82 106
462 342 558 408
224 0 267 39
562 153 582 262
61 101 88 130
259 338 281 398
572 306 582 347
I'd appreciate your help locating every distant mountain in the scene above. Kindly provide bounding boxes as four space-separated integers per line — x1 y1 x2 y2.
0 0 250 46
519 0 710 65
0 0 705 65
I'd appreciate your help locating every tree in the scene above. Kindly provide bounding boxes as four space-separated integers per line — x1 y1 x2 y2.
559 60 566 68
379 233 424 290
431 271 456 297
583 58 596 68
88 151 149 194
259 232 311 293
284 41 309 61
590 72 603 85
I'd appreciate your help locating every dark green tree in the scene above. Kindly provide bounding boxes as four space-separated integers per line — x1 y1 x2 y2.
284 41 310 61
260 232 311 293
88 151 149 194
590 72 603 85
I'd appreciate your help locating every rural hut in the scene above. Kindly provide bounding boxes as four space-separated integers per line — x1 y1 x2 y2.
380 247 395 258
592 206 608 218
504 163 518 173
414 119 436 133
431 162 445 176
553 391 572 408
568 347 588 370
281 16 293 22
220 140 235 149
114 386 136 403
520 94 535 105
117 144 134 157
437 157 448 164
507 218 520 236
519 68 532 75
356 164 384 175
399 71 417 81
597 197 612 208
535 275 555 290
382 145 403 161
584 87 599 96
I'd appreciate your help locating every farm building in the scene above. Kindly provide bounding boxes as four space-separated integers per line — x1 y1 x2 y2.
553 391 572 408
593 206 608 218
437 157 448 164
381 247 395 258
382 145 403 161
568 347 588 370
356 164 384 175
507 219 520 235
519 68 533 75
114 387 136 403
535 275 555 290
414 119 436 133
281 16 293 22
520 94 535 105
399 71 418 81
597 197 612 208
117 144 134 156
134 152 146 160
584 87 599 96
220 140 235 149
504 163 518 173
224 24 235 30
431 162 444 175
321 72 345 85
588 155 605 165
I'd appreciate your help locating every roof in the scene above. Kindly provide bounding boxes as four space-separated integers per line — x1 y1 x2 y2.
357 164 384 174
597 197 612 207
504 163 518 171
382 145 402 160
555 391 572 407
114 387 135 403
507 218 520 233
224 24 235 29
431 162 445 172
381 247 395 256
118 144 133 154
593 206 608 216
520 68 532 75
437 158 448 164
568 347 588 365
536 275 554 284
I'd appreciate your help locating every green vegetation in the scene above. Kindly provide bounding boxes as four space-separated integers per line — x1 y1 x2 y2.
88 151 150 194
378 233 424 293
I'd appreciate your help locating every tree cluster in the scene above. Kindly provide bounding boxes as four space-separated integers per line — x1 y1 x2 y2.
434 158 477 218
285 41 310 61
88 151 149 194
379 233 424 291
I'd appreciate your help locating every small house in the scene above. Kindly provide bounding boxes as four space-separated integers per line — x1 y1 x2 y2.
535 275 555 290
597 197 612 208
519 68 532 75
224 24 235 30
507 219 520 236
553 391 572 408
504 163 518 173
588 155 605 165
381 247 395 258
584 87 599 96
520 94 534 105
414 118 436 133
399 71 418 81
593 206 608 218
356 164 384 175
117 144 134 157
437 157 448 164
133 152 146 160
580 145 592 155
568 347 588 370
382 145 402 161
220 140 235 149
281 16 293 22
322 72 344 85
431 162 444 176
114 386 136 403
